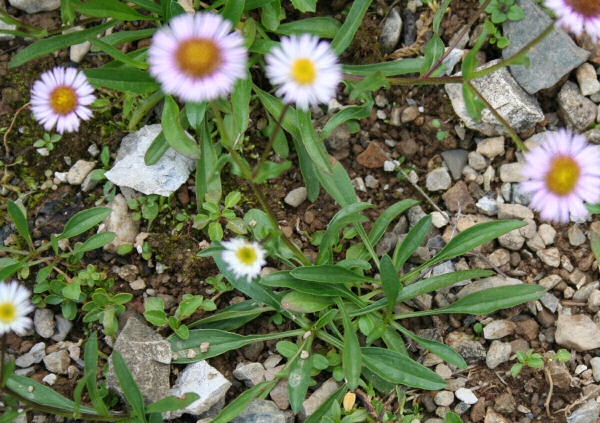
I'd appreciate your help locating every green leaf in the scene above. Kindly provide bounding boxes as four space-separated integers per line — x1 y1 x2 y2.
393 215 432 270
144 309 168 326
72 0 152 20
260 0 281 31
349 70 389 101
162 96 201 159
277 340 299 358
590 232 600 263
317 160 357 207
9 20 116 68
62 282 81 301
343 59 424 77
77 232 116 253
144 130 169 165
361 347 446 390
444 411 464 423
277 17 341 39
94 28 157 50
112 350 147 422
433 0 451 34
337 299 361 390
439 285 545 315
281 291 333 313
511 363 523 377
304 384 348 423
7 201 33 250
291 265 373 284
291 0 316 12
232 75 251 136
380 255 400 316
297 109 332 174
222 0 245 26
84 67 160 94
196 120 222 208
168 328 304 363
253 161 292 183
189 300 264 331
146 393 200 414
320 94 374 140
89 38 148 69
331 0 373 54
58 207 111 240
395 325 466 369
288 350 313 413
462 24 488 81
420 35 445 76
210 381 277 423
84 332 110 416
185 101 207 131
262 271 359 301
462 83 486 120
6 375 98 414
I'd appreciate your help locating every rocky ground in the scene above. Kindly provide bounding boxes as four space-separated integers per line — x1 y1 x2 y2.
2 0 600 422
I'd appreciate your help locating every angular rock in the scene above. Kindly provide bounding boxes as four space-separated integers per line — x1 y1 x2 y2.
43 350 70 374
558 81 597 132
497 203 533 220
568 225 586 247
483 320 516 340
356 142 388 168
434 391 454 407
590 357 600 382
269 379 290 410
299 378 339 421
284 187 307 208
456 388 478 405
499 163 526 183
445 60 544 136
231 399 287 423
379 7 402 53
441 149 468 180
442 181 475 213
486 340 511 369
105 124 195 196
233 362 266 388
107 316 171 404
34 308 55 339
169 360 231 417
555 314 600 351
537 247 560 267
446 331 486 362
99 194 139 253
468 151 487 171
502 0 589 94
577 63 600 96
324 123 350 160
538 223 556 245
476 137 504 159
568 400 600 423
426 168 452 191
16 342 46 368
8 0 59 13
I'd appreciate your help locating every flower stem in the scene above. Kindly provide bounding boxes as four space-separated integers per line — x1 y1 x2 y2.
252 104 290 179
466 80 526 151
0 333 6 386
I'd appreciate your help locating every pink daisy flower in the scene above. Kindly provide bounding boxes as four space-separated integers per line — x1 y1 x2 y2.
30 67 95 134
544 0 600 41
147 12 248 103
521 129 600 223
265 34 342 110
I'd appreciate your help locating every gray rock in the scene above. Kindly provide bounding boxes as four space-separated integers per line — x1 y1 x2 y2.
284 187 307 207
567 400 600 423
105 124 195 196
499 163 526 183
43 350 70 374
169 360 231 417
99 194 139 253
445 60 544 136
511 183 532 206
51 315 73 342
502 0 589 94
476 196 498 216
233 362 266 388
8 0 59 13
568 225 586 247
365 175 379 189
34 308 55 339
441 149 468 180
540 292 561 313
269 379 290 410
558 81 597 132
16 342 46 368
107 316 171 404
446 332 486 362
434 391 454 407
324 123 350 160
536 247 560 267
379 7 403 53
498 230 525 251
468 151 487 171
574 282 600 302
455 388 478 405
539 275 562 290
538 223 556 245
42 373 57 386
81 170 100 193
556 314 600 351
483 320 516 340
352 177 366 192
486 340 511 369
476 136 505 159
298 378 339 421
577 63 600 96
590 357 600 382
426 167 452 191
231 399 287 423
497 203 533 220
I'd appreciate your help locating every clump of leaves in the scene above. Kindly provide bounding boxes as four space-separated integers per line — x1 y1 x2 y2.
33 133 61 153
511 349 571 377
193 191 247 241
144 294 217 339
483 0 525 23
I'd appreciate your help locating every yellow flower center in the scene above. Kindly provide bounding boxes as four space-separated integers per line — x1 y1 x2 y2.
291 58 317 85
0 301 16 324
176 38 222 78
236 246 257 265
566 0 600 16
546 156 580 196
49 86 78 115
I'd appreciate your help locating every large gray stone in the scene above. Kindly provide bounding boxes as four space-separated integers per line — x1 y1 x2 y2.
8 0 59 13
445 60 544 136
379 7 402 53
502 0 589 94
555 314 600 351
105 124 195 197
107 316 171 405
568 400 600 423
34 308 55 339
231 399 287 423
441 149 468 180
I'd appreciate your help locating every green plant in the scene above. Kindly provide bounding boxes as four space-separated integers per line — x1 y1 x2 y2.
511 349 571 377
81 288 133 336
33 132 61 152
128 194 168 230
484 0 525 23
143 294 217 339
472 322 483 340
431 119 449 141
193 191 247 241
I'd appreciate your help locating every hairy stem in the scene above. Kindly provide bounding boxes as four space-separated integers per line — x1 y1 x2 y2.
252 104 290 179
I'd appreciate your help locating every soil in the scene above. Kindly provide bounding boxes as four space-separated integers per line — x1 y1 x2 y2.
1 1 600 423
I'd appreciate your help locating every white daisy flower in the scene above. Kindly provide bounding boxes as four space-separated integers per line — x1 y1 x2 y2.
30 67 96 134
0 281 34 336
222 239 266 282
265 34 342 110
147 12 248 103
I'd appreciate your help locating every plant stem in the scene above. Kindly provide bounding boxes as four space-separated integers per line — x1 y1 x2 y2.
470 22 555 80
466 80 526 151
0 333 6 386
252 104 290 179
422 0 493 79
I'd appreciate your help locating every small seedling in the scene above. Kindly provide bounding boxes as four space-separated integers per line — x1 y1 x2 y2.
511 349 570 377
33 133 61 153
431 119 449 141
